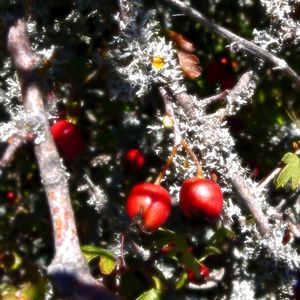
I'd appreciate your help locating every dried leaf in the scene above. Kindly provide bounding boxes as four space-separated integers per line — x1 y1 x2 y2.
177 50 202 79
166 30 195 53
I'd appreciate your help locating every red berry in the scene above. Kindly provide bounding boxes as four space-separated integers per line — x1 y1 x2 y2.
126 183 171 231
219 56 229 66
6 191 16 201
187 265 210 283
51 120 84 161
123 149 145 172
161 242 175 254
179 178 223 219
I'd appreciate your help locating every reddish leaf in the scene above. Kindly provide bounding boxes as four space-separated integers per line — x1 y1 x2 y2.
177 50 202 79
167 30 195 53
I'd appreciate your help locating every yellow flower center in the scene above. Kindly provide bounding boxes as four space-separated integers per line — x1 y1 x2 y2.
151 55 165 69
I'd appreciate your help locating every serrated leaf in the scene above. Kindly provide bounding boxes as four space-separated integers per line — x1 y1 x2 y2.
81 245 115 263
136 289 161 300
99 255 116 275
276 152 300 190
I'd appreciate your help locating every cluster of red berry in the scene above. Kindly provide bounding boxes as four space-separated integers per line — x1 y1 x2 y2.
126 177 223 232
125 144 223 232
124 143 223 284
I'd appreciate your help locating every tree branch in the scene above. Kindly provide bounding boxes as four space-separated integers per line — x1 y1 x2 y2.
7 18 116 300
173 88 270 235
163 0 300 88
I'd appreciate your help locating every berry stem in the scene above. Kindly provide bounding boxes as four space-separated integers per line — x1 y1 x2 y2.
180 139 203 178
154 146 178 185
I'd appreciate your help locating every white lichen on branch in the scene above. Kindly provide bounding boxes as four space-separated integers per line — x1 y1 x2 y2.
111 0 185 97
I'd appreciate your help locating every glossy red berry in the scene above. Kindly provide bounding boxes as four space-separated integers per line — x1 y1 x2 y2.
51 120 84 161
187 265 210 283
6 191 16 201
126 183 171 231
123 149 145 172
179 178 223 219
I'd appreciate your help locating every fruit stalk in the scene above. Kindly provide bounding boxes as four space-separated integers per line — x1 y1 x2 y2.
154 146 178 185
180 139 203 178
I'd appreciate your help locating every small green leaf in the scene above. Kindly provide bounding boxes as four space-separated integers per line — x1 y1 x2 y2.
81 245 115 263
203 246 222 257
276 152 300 190
208 227 235 246
99 255 116 275
151 276 163 291
175 273 187 290
136 289 161 300
10 252 22 271
287 111 300 129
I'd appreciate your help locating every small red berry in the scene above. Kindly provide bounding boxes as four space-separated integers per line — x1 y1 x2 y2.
187 265 210 283
123 149 145 172
179 178 223 219
6 191 16 201
126 183 171 231
219 56 229 66
51 120 84 161
161 242 175 254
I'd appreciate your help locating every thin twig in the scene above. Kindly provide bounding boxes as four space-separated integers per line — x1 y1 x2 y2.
259 149 300 189
0 136 24 167
231 175 270 235
159 86 182 145
259 167 281 189
163 0 300 88
200 90 230 107
7 18 116 300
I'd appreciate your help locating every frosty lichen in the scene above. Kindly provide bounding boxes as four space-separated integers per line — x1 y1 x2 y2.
111 2 185 97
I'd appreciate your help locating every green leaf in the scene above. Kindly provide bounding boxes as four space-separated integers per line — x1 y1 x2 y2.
203 246 222 257
99 255 116 275
81 245 115 263
151 276 163 291
276 152 300 190
208 227 235 246
287 111 300 129
175 273 187 290
136 289 161 300
20 280 46 300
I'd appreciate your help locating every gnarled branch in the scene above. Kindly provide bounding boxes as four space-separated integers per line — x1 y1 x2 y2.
7 18 116 300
